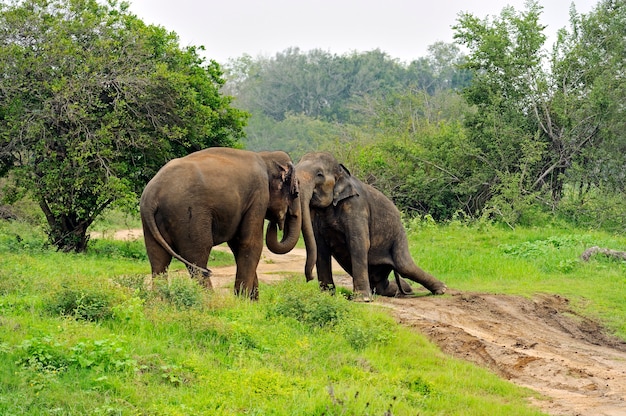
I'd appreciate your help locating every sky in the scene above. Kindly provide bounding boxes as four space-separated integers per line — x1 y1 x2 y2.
127 0 600 64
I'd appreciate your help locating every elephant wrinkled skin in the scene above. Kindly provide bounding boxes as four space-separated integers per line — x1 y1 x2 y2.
140 147 301 299
296 152 446 301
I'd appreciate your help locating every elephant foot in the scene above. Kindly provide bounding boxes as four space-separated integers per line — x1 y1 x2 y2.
352 289 373 302
353 294 372 303
373 279 413 298
430 283 447 295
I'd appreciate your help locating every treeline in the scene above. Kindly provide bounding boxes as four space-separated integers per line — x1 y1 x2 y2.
223 0 626 231
1 0 625 252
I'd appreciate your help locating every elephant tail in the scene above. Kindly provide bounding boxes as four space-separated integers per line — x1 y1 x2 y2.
393 270 412 296
142 206 211 277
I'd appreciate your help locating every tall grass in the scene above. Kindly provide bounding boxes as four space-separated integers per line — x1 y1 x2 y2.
0 218 551 415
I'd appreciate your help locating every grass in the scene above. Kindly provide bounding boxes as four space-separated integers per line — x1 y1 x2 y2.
1 216 625 414
405 217 626 339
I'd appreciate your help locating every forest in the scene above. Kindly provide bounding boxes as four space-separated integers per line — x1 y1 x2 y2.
222 0 626 232
1 0 625 251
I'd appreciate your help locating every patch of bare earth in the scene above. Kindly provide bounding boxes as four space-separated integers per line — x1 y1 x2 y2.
102 229 626 415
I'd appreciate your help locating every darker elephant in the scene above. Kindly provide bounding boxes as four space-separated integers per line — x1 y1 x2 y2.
140 147 301 299
296 152 446 301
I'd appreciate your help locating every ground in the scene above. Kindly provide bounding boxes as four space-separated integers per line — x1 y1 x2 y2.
105 229 626 416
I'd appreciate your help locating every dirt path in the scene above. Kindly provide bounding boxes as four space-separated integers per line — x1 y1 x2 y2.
106 229 626 415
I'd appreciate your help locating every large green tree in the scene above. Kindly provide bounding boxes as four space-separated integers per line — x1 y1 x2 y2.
454 0 626 227
0 0 247 251
454 1 587 224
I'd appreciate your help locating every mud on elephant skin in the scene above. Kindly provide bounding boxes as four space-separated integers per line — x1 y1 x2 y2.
140 147 301 299
296 151 446 301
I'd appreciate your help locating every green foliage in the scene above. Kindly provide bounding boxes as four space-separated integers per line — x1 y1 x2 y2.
406 220 626 338
15 336 69 373
217 1 626 232
0 222 557 414
87 238 148 260
0 220 49 252
451 0 626 228
338 311 396 351
14 336 137 374
0 0 247 252
46 284 118 322
499 234 594 258
224 44 470 127
242 112 345 160
346 119 480 219
154 275 204 309
268 279 349 328
557 185 626 232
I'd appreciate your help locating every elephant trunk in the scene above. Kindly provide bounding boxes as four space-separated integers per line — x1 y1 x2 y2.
298 184 317 281
266 199 301 255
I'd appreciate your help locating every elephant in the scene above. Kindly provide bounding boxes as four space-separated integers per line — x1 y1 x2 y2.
296 151 447 301
140 147 301 299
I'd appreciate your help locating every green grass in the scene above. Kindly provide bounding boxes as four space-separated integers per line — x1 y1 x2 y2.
405 217 626 339
2 216 625 414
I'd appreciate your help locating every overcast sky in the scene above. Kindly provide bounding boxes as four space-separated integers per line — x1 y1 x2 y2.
128 0 599 64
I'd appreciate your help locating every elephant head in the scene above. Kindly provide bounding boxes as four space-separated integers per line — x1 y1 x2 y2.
262 152 302 255
295 152 358 279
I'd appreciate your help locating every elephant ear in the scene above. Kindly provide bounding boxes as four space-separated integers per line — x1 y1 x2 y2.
333 164 358 206
275 161 299 197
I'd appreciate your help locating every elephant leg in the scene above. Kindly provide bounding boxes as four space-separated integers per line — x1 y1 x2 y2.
229 223 263 300
392 239 446 295
345 222 373 301
176 235 213 289
315 235 335 293
369 265 413 297
142 226 172 290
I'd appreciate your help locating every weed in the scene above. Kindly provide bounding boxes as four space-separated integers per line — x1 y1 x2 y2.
339 313 395 350
88 239 147 260
155 275 203 309
269 280 349 328
14 335 137 377
111 295 145 325
499 234 592 257
68 338 137 373
16 336 68 372
46 286 115 322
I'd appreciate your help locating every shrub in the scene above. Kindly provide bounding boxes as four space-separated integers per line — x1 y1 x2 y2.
339 313 396 351
15 336 69 372
268 279 349 328
155 275 204 309
87 239 147 260
46 285 116 322
14 336 137 374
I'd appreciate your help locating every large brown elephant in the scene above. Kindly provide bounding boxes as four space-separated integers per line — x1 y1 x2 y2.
140 147 301 299
296 152 446 301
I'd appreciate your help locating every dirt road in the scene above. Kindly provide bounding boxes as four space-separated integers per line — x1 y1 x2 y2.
109 229 626 415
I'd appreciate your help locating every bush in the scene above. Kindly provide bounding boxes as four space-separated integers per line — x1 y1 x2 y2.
87 239 147 260
154 275 204 309
268 279 349 328
46 284 118 322
14 336 137 374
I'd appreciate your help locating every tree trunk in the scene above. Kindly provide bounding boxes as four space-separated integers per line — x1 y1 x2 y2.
40 200 91 252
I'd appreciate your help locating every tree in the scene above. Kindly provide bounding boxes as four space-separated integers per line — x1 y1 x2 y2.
0 0 247 252
551 0 626 229
554 0 626 194
455 0 626 227
454 1 586 223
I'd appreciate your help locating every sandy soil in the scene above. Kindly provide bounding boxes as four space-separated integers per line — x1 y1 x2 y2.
102 229 626 416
